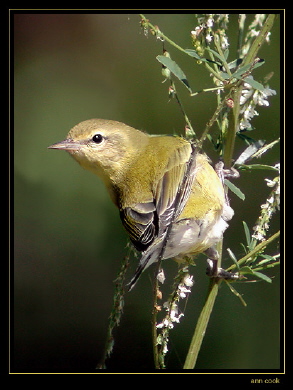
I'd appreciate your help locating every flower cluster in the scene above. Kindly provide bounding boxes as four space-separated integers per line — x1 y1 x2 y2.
239 77 276 131
252 163 280 242
155 269 194 358
191 14 230 56
156 266 193 366
241 14 271 56
157 272 193 329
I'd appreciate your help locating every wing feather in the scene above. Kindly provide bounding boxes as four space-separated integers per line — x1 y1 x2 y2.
120 142 194 249
126 142 198 290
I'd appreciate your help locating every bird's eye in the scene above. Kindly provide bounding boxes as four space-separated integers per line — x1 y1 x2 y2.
92 134 104 144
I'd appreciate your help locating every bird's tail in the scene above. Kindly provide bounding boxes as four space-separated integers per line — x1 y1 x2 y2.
127 253 152 291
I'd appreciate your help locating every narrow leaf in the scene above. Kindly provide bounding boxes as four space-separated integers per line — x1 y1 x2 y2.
227 248 241 271
219 72 230 80
243 76 265 91
236 164 279 171
258 254 278 264
242 221 252 249
252 271 272 283
184 49 202 60
225 280 247 307
185 50 219 66
227 247 238 264
234 140 266 165
224 179 245 200
232 60 265 79
239 266 254 275
227 58 243 70
251 138 280 159
205 47 226 63
156 55 192 92
240 266 272 283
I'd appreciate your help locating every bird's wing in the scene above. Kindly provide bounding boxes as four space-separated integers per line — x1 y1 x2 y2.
120 201 157 252
125 143 198 290
154 142 198 233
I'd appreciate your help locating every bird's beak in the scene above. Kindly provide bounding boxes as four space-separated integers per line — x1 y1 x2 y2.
48 139 83 151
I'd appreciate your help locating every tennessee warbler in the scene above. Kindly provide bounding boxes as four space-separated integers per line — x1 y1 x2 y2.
49 119 237 290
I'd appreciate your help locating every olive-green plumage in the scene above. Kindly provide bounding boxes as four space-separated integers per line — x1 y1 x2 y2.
49 119 234 290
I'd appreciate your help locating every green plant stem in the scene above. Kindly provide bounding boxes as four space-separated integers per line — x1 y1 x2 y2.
237 14 246 57
223 86 242 168
170 80 196 138
223 14 276 168
140 14 226 84
198 89 233 147
241 14 276 67
213 33 232 77
227 230 280 272
140 13 278 372
190 86 224 97
183 239 223 369
183 230 279 369
183 279 220 369
140 14 187 55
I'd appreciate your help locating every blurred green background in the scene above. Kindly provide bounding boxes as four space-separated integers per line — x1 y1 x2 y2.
13 12 281 373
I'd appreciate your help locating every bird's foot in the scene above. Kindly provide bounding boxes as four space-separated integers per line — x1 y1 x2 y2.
206 258 240 280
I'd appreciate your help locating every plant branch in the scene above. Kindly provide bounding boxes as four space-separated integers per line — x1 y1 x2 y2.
242 14 276 67
227 230 280 272
183 279 220 369
138 13 278 372
223 85 243 168
140 14 187 55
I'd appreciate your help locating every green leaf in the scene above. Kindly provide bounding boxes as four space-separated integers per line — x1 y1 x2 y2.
258 254 277 264
240 242 248 254
236 164 279 171
252 271 272 283
239 266 272 283
156 55 192 92
227 248 240 271
251 138 280 158
224 179 245 200
232 60 264 79
242 221 252 249
184 49 202 60
234 140 266 165
240 266 254 275
227 58 243 70
185 49 219 66
228 60 265 91
227 247 238 263
205 47 226 64
219 72 230 80
224 280 247 307
243 77 265 91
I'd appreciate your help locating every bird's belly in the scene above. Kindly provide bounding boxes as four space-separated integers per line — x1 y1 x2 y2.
162 215 229 260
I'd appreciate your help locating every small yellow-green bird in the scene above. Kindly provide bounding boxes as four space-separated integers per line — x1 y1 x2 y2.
49 119 237 290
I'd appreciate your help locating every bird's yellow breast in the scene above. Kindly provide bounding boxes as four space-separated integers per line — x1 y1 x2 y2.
179 154 225 221
116 135 191 208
